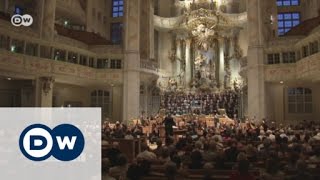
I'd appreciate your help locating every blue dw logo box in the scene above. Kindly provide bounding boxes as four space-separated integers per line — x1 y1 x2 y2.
19 124 85 161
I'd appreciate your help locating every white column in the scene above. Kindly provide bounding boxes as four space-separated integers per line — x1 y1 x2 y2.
229 37 235 57
143 85 148 115
218 38 225 88
247 0 266 123
86 0 93 32
4 0 8 13
149 0 155 59
175 39 182 76
229 36 237 83
185 39 192 87
123 0 141 123
41 0 56 40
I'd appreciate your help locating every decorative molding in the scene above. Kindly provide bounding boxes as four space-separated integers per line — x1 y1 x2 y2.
0 50 124 85
40 76 55 95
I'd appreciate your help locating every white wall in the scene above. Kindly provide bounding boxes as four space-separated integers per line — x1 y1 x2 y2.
53 83 91 107
266 82 320 125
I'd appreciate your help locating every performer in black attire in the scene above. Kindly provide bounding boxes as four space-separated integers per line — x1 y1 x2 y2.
162 114 176 137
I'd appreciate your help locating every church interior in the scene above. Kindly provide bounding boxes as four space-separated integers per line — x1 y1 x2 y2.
1 0 320 179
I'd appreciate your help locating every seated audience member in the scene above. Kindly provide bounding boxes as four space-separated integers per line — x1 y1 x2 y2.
309 146 320 162
124 130 134 140
102 159 116 180
137 143 157 161
127 158 151 180
159 147 171 163
286 160 313 180
261 158 285 180
189 150 204 169
230 160 255 180
284 151 299 172
203 141 218 162
109 154 128 178
153 139 164 157
225 140 239 162
245 144 258 162
105 142 121 166
113 122 125 138
149 123 159 143
165 162 178 180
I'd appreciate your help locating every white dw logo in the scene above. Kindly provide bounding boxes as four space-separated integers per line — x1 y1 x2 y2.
11 14 33 27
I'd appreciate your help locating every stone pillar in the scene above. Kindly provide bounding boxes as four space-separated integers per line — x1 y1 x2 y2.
123 0 141 123
229 36 236 83
34 77 55 107
247 0 266 123
185 39 192 87
218 38 225 88
149 0 155 59
143 84 148 114
175 39 182 76
4 0 8 13
41 0 56 40
86 0 93 32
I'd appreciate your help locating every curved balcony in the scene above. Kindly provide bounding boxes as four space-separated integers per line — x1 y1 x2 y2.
264 64 296 82
263 52 320 82
0 50 123 86
140 60 159 76
296 52 320 80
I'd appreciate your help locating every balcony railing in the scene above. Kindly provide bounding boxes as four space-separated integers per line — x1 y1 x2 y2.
140 60 159 72
0 49 123 84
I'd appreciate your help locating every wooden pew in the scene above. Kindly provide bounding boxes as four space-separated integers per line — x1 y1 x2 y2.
148 165 261 180
103 138 145 161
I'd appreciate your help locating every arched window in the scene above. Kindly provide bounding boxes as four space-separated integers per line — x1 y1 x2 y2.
91 90 111 119
288 87 312 113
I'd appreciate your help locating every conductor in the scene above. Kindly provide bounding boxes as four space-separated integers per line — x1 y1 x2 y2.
162 113 176 137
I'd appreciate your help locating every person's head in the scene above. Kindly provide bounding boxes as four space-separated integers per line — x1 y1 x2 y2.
208 141 217 152
141 142 150 152
191 150 203 163
161 147 170 159
165 162 177 179
171 154 182 169
156 139 162 148
195 141 203 150
102 158 111 176
112 141 119 149
237 152 247 161
165 137 174 146
117 154 128 166
314 146 320 157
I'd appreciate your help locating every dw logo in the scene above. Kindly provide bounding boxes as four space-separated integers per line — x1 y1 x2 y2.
19 124 85 161
11 14 33 27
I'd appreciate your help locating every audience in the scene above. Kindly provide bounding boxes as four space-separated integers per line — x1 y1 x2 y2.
109 154 128 179
101 117 320 179
136 143 157 162
101 159 116 180
230 160 255 180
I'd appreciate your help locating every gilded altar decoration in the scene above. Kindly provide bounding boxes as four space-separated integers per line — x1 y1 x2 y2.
192 23 216 51
155 0 247 92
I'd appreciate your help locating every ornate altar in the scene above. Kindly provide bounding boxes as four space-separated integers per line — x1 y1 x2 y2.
154 0 247 93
